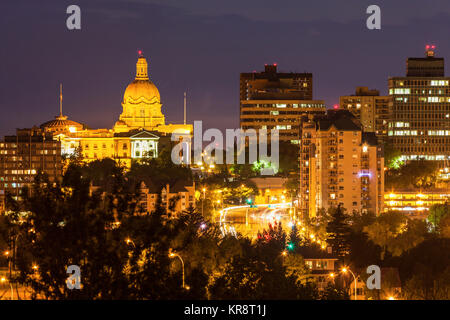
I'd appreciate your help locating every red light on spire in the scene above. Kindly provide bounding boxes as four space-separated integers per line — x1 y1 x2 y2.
426 45 430 50
431 45 436 49
138 50 143 56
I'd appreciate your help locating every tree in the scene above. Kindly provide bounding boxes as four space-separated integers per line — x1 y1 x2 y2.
284 175 299 204
256 221 286 266
363 211 428 260
383 141 403 169
348 211 377 233
403 266 450 300
209 238 318 300
347 230 382 269
320 282 350 300
128 148 192 190
5 162 199 300
399 238 450 300
287 224 301 253
8 170 134 299
385 160 438 190
427 203 450 234
345 211 382 268
308 208 331 242
326 205 351 258
439 214 450 238
278 141 299 176
5 158 357 300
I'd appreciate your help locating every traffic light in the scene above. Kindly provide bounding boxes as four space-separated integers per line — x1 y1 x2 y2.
287 242 295 251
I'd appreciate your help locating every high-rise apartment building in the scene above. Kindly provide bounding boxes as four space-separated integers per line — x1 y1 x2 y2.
388 47 450 164
0 128 62 212
240 64 326 143
299 110 384 217
340 87 390 139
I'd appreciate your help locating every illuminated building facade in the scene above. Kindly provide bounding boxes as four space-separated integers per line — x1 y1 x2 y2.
299 110 384 217
133 180 196 215
340 87 390 140
0 54 192 212
249 177 289 204
0 128 63 209
39 53 192 167
384 190 450 218
240 64 326 143
388 46 450 164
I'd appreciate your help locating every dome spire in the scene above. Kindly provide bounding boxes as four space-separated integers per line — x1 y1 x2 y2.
59 83 63 117
136 50 149 80
56 83 68 120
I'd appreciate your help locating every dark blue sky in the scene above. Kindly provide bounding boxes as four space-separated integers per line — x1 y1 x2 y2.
1 0 450 136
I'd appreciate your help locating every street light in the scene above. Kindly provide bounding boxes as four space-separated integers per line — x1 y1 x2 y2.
341 267 358 301
125 238 136 248
4 250 13 294
0 276 13 300
201 187 206 217
169 251 186 289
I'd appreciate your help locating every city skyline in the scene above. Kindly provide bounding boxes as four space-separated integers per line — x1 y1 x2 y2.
2 0 450 137
0 1 449 303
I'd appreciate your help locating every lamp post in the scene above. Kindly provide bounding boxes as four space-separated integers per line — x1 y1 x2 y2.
0 276 13 300
281 250 287 263
3 250 13 300
169 251 186 289
125 238 136 248
342 267 358 301
201 188 206 217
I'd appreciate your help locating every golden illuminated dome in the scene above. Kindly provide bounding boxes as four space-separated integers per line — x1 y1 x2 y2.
41 84 85 134
123 55 160 103
40 115 85 134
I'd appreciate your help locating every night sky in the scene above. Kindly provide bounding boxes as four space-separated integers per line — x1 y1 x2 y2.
1 0 450 137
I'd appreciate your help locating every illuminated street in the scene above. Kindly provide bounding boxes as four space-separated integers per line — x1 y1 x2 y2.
218 203 296 239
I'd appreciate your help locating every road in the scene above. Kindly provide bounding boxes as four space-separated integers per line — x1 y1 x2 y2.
217 203 296 239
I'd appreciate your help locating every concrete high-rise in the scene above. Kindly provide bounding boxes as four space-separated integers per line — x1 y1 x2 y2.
299 110 384 217
240 64 326 144
388 46 450 164
0 128 63 212
340 87 390 140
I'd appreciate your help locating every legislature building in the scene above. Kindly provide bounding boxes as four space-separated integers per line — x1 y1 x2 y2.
39 52 192 168
0 53 192 209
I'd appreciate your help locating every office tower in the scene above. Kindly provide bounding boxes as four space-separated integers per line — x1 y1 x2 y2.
0 128 63 212
340 87 390 139
299 110 384 217
240 64 326 144
388 46 450 164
